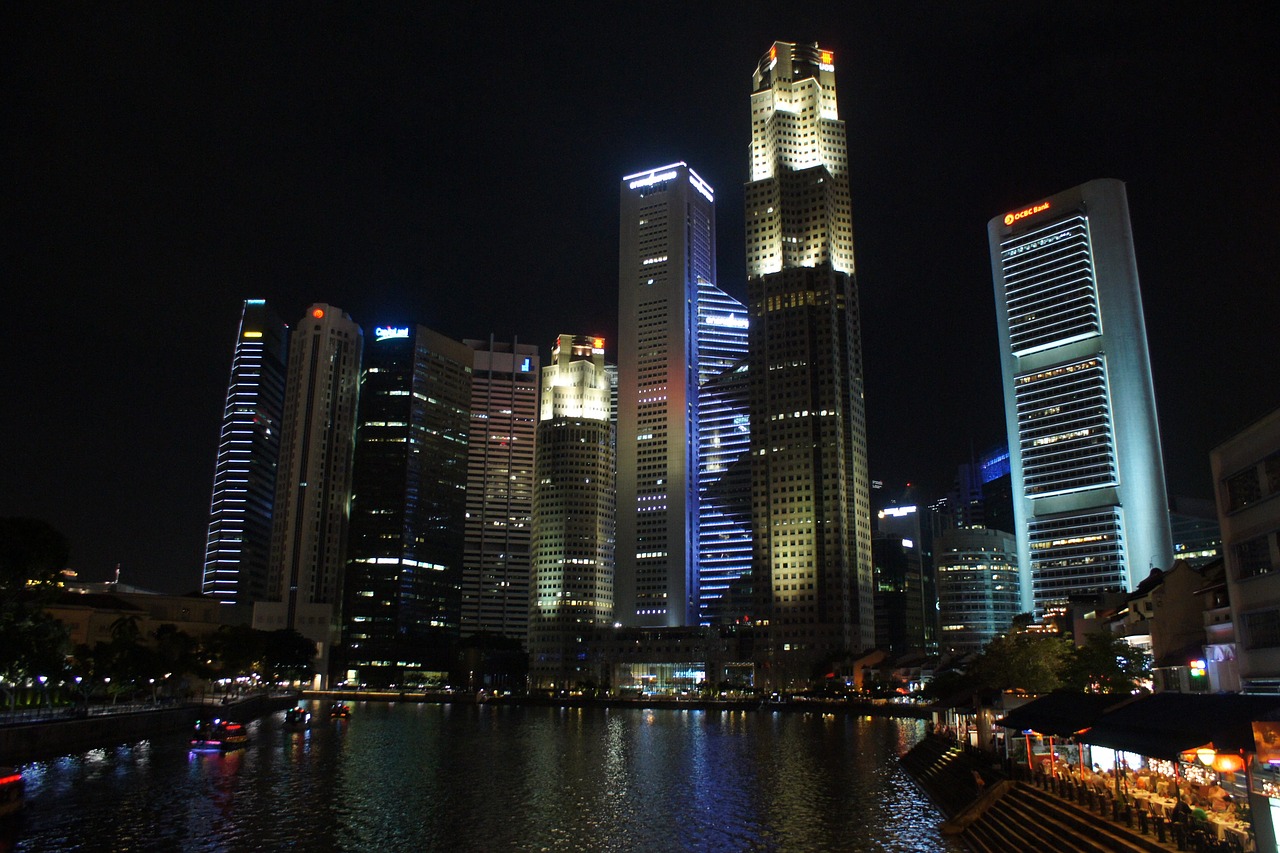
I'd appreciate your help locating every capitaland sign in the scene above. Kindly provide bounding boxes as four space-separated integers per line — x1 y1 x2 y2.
1004 201 1051 226
375 326 410 341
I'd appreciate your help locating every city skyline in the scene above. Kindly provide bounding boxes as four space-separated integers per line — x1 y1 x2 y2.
6 5 1277 594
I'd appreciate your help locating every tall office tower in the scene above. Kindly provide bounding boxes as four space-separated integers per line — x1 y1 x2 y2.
617 161 718 627
203 299 288 613
528 334 616 689
873 504 936 654
745 41 874 680
935 527 1021 655
253 304 362 684
695 281 752 625
460 337 539 644
342 324 474 688
989 179 1173 617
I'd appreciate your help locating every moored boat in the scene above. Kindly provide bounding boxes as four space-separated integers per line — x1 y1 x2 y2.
190 718 249 751
328 702 351 719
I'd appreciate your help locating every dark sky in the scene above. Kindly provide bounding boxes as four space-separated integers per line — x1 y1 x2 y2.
5 3 1277 594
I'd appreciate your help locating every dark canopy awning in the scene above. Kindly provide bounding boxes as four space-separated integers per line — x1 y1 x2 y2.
1077 693 1280 760
995 692 1132 737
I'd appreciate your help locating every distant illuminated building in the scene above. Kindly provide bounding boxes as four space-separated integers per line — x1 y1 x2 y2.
341 324 473 688
939 444 1013 533
529 334 615 690
873 505 936 654
746 41 873 681
989 179 1173 616
203 299 288 612
935 528 1021 654
1167 496 1222 568
461 337 540 644
254 304 362 684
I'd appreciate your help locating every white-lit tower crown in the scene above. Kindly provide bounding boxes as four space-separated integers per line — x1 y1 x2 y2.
747 41 854 277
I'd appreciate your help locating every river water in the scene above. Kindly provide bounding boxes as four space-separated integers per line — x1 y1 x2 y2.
7 701 962 852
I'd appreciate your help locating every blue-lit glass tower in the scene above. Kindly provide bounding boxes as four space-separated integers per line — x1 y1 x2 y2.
695 281 752 625
989 179 1173 616
203 299 288 610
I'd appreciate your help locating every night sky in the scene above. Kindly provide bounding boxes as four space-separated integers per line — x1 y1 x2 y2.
5 3 1277 594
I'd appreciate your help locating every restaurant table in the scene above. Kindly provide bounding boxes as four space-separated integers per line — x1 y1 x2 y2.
1207 813 1254 851
1131 791 1177 819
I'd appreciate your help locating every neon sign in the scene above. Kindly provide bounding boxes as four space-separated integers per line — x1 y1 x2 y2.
628 170 678 190
375 326 410 341
1004 201 1051 226
706 314 749 329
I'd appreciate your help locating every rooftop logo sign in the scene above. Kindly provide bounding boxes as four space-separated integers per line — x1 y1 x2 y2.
375 326 410 341
1004 201 1051 226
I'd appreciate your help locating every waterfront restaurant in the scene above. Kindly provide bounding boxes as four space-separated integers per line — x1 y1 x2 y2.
997 693 1280 853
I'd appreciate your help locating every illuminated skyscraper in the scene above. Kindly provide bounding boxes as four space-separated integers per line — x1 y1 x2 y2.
203 299 288 613
254 304 362 684
989 179 1173 616
695 281 752 625
529 334 615 689
617 161 726 627
935 528 1021 654
461 337 540 644
746 41 874 681
341 324 473 687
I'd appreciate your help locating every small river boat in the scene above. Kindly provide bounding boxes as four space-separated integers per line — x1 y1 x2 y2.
0 768 23 817
328 702 351 719
190 718 249 751
283 707 312 729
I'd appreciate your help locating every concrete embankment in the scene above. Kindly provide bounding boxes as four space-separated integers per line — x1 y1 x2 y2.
303 690 931 718
0 694 296 765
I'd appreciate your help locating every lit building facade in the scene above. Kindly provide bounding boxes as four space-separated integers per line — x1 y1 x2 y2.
745 41 874 680
203 299 288 612
1212 407 1280 693
873 505 936 655
695 280 752 626
528 334 616 690
989 179 1173 616
341 324 473 688
616 161 719 627
935 527 1021 655
254 304 362 684
461 337 539 644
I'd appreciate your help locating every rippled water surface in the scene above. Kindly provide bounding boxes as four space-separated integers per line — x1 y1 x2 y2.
9 702 962 852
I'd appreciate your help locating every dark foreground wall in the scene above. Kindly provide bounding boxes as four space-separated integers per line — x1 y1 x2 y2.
0 694 296 764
